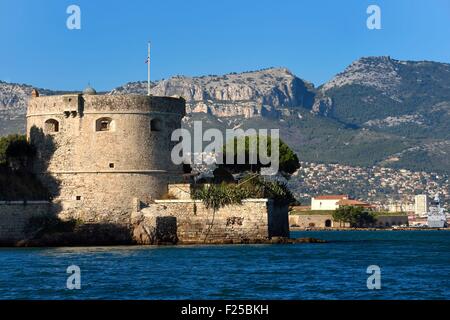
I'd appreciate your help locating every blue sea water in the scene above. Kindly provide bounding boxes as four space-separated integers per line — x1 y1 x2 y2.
0 230 449 300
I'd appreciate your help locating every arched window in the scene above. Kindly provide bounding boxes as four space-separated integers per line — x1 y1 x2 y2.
325 219 332 228
96 117 113 132
150 118 162 132
45 119 59 133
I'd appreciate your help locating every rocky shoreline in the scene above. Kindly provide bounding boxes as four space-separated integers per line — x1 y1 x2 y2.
3 236 327 247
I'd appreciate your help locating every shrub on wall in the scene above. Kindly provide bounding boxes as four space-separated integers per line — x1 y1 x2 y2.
193 183 254 211
193 174 297 210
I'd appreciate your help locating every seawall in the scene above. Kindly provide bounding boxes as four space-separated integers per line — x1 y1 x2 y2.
0 201 52 245
133 199 289 244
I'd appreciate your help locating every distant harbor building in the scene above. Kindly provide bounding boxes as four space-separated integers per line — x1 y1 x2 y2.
427 194 447 228
289 210 408 229
414 195 429 217
289 195 408 229
310 195 373 211
311 195 348 210
335 199 375 210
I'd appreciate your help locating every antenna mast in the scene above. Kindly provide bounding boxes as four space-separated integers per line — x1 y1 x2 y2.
147 42 151 96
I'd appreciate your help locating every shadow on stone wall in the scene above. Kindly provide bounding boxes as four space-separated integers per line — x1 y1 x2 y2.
0 132 53 201
29 126 61 202
25 126 136 246
19 218 133 247
21 126 155 246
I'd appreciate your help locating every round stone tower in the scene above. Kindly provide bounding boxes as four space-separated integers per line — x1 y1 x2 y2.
26 90 186 224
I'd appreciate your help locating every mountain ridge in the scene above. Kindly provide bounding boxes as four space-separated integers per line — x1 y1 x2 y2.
110 67 315 118
1 56 449 175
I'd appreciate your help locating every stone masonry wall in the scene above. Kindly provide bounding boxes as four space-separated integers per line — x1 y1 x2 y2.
289 214 337 228
41 172 179 225
167 184 193 200
0 201 51 244
135 199 289 244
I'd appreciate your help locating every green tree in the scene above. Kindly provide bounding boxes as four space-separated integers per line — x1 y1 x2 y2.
0 134 35 170
220 135 300 176
193 174 297 210
0 134 36 170
332 206 376 228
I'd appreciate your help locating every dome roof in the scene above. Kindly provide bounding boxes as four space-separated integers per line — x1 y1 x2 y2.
83 84 97 95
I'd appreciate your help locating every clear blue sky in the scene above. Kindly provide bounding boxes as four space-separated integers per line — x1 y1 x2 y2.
1 0 449 91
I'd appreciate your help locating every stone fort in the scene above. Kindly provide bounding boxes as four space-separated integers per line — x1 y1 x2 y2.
27 87 185 226
0 87 289 245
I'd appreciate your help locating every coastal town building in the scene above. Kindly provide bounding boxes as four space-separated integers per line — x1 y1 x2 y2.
336 199 375 209
311 195 373 210
415 195 429 217
288 212 408 229
292 162 449 212
311 195 348 210
290 194 408 229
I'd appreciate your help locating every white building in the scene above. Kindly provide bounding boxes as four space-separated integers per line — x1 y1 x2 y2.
415 194 429 217
311 195 348 210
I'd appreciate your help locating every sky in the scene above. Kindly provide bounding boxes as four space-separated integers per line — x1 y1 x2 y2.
1 0 449 91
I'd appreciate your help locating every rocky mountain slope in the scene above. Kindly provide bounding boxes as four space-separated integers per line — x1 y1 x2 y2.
313 56 450 138
0 81 74 135
111 68 315 117
0 82 29 135
310 56 450 173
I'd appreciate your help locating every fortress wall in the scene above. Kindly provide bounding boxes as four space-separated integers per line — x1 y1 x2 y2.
289 214 337 228
268 203 289 237
44 172 179 224
0 201 51 244
167 184 193 200
27 96 184 173
28 112 182 172
27 95 185 114
137 199 289 244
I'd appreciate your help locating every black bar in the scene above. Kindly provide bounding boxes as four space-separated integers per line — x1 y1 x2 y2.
0 300 448 319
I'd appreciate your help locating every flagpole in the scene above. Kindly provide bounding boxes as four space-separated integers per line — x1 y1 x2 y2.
147 42 151 96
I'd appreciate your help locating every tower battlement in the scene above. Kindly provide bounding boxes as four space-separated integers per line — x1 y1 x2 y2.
27 94 186 116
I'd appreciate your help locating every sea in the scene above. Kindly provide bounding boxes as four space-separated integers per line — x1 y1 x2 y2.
0 230 449 299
